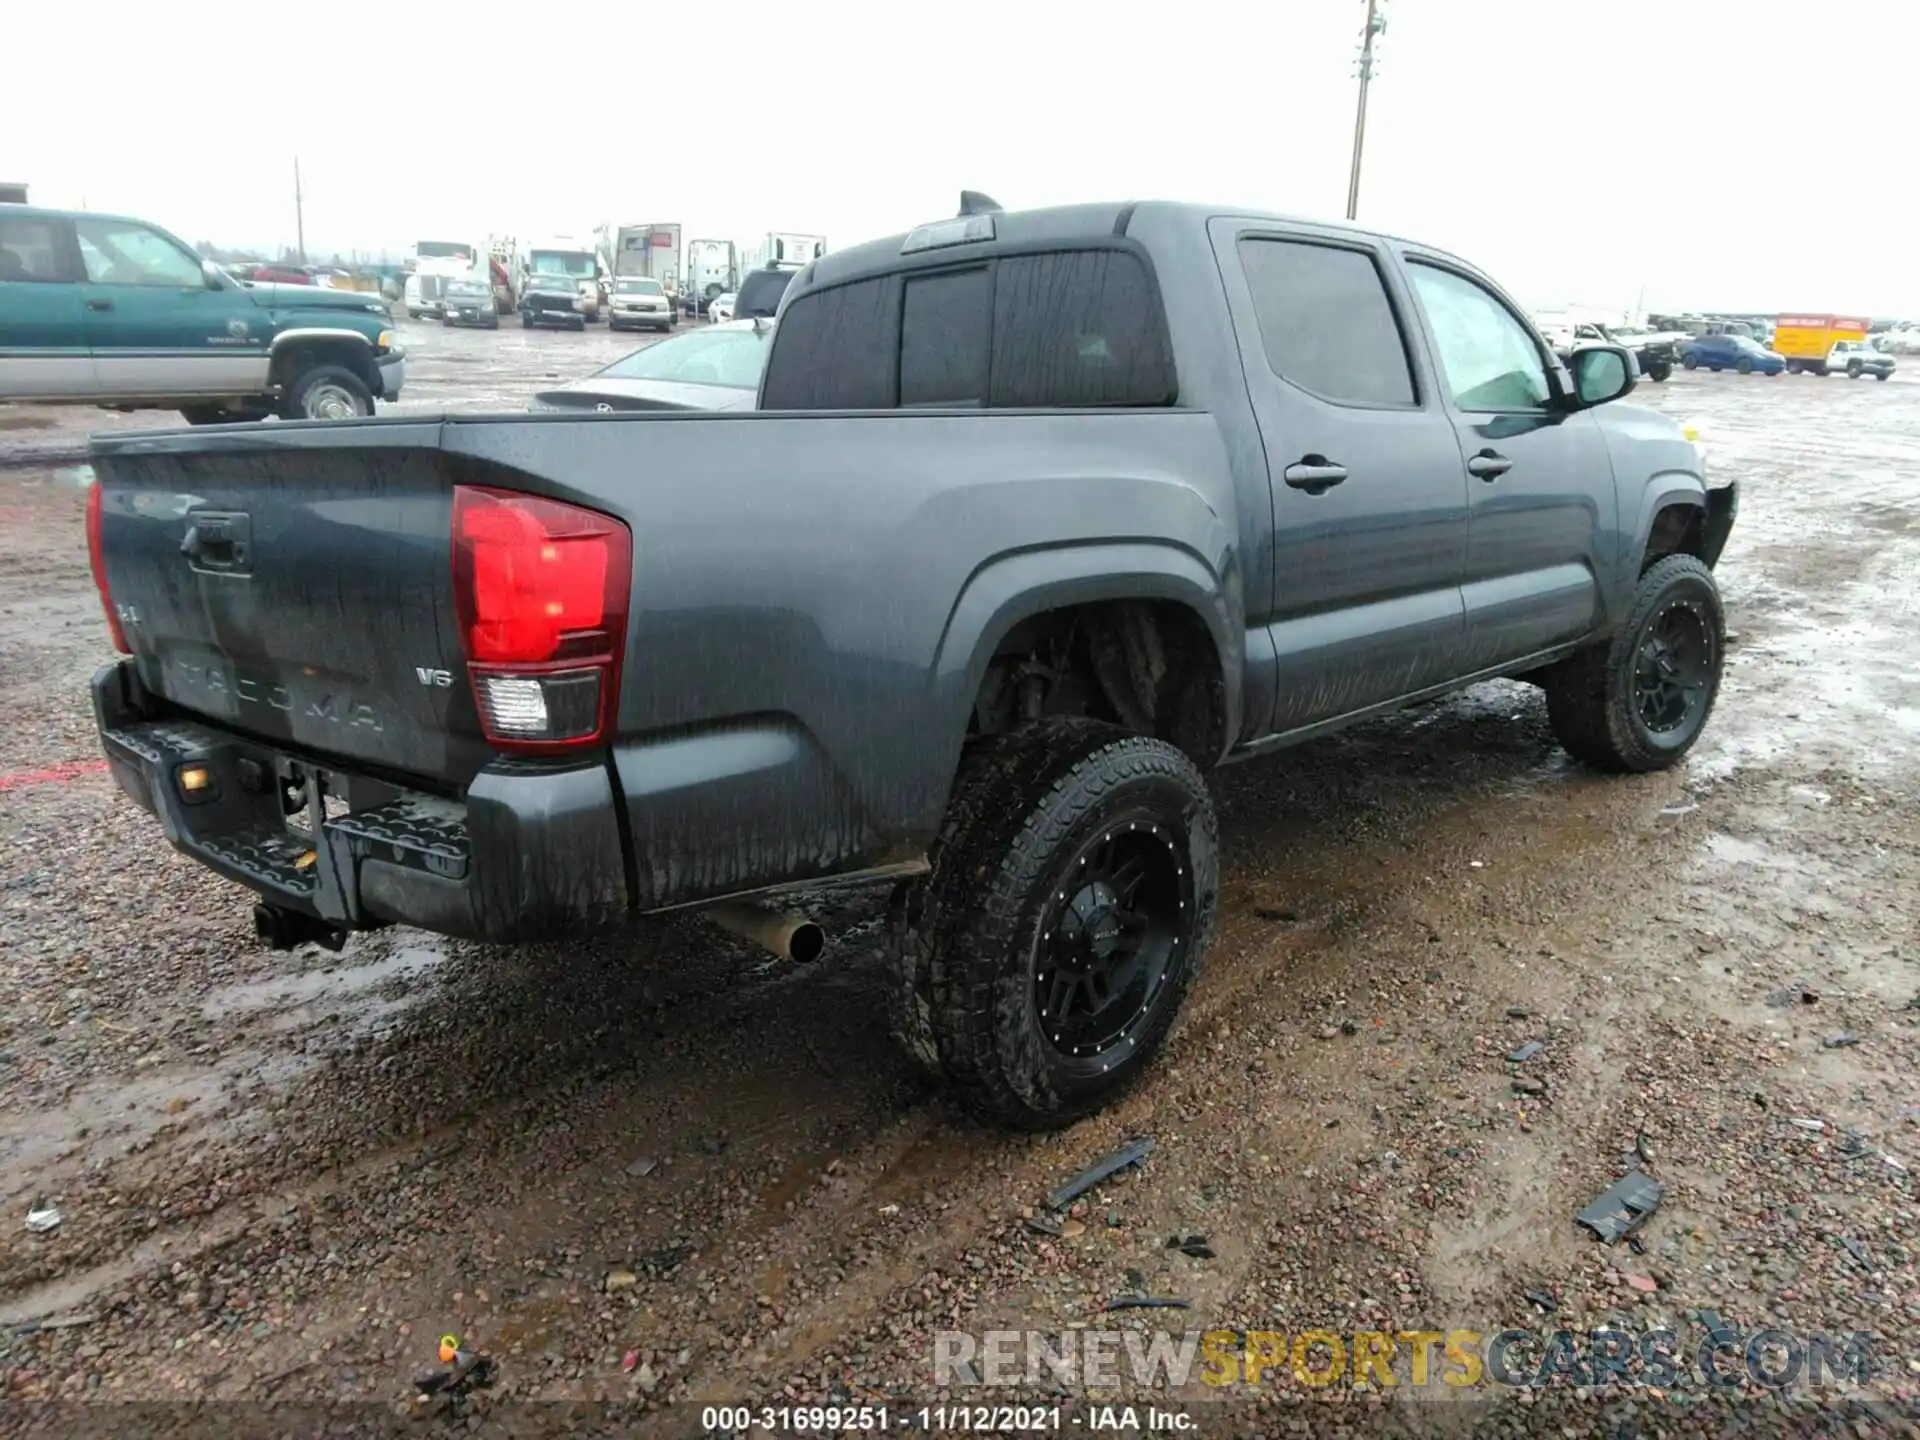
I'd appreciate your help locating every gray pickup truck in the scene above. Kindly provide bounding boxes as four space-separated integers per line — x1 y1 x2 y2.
86 197 1737 1128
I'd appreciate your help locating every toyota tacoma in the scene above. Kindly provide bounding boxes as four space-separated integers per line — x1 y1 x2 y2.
85 197 1737 1128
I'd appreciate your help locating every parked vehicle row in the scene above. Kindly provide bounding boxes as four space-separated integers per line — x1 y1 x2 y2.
83 195 1736 1130
0 203 402 421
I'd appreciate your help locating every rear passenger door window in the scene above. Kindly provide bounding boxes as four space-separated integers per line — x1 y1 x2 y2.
989 250 1174 408
0 215 74 283
900 268 989 406
1236 238 1415 406
1406 262 1552 412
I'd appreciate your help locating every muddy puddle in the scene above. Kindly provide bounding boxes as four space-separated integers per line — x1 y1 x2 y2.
200 941 446 1037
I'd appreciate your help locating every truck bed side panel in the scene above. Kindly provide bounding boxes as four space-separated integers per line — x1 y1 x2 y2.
440 409 1241 904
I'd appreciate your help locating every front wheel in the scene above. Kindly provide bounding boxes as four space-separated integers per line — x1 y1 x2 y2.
1543 554 1725 774
1647 361 1672 382
281 365 375 421
1736 357 1754 374
889 720 1218 1130
1876 371 1890 381
1848 361 1863 378
1681 353 1699 370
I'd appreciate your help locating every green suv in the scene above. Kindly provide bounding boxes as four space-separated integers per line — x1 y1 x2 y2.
0 205 402 423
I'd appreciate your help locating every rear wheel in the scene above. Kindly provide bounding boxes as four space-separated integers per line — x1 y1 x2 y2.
281 365 374 421
1876 370 1890 381
179 404 268 426
1543 554 1724 774
1647 360 1672 382
889 719 1218 1129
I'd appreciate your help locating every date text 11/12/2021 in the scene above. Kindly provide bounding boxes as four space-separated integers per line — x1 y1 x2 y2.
699 1405 1196 1432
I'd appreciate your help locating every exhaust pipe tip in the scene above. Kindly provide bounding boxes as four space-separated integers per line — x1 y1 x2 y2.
706 901 826 965
787 920 826 966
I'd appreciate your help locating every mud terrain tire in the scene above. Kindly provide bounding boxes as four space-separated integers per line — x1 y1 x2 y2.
1544 554 1725 773
890 720 1218 1129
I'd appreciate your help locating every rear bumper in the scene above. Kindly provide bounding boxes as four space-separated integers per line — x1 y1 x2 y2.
92 661 626 943
376 352 406 400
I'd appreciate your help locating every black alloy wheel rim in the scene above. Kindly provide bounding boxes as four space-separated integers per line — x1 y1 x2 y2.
1034 815 1191 1064
1634 599 1713 737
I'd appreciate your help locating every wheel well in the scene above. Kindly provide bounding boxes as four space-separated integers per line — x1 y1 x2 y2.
1642 502 1705 572
269 339 377 394
969 600 1227 766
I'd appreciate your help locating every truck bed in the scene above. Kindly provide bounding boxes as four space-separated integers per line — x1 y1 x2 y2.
88 407 1238 927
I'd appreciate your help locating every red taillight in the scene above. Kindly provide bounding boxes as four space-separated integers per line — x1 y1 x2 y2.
86 482 131 654
450 486 631 752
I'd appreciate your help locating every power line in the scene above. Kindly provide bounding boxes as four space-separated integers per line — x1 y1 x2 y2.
1346 0 1388 222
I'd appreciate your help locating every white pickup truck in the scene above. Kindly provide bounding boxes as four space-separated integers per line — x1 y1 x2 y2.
1538 317 1688 382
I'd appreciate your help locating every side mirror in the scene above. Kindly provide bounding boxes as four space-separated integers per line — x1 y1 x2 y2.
202 259 226 289
1568 344 1637 408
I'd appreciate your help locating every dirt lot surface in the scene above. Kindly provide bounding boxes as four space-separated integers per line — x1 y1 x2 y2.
1 364 1917 1436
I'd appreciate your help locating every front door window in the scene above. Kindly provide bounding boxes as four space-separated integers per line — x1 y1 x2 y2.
1407 263 1552 412
75 219 203 288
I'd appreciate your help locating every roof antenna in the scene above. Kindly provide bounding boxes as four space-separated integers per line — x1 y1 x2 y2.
958 191 1002 217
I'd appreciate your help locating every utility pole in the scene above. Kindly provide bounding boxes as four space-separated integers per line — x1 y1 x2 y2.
1346 0 1388 222
293 158 307 265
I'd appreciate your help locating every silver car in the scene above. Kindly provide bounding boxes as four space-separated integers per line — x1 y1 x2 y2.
528 318 773 412
607 276 675 333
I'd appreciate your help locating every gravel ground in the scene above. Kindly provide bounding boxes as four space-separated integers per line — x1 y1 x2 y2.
1 366 1917 1437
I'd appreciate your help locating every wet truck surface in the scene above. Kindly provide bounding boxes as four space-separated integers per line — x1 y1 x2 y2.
84 198 1736 1129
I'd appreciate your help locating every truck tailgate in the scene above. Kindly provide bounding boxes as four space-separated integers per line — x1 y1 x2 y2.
90 422 494 788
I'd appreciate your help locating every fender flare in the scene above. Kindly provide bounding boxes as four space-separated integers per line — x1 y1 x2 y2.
1628 474 1708 570
268 326 377 355
931 540 1243 761
266 328 382 389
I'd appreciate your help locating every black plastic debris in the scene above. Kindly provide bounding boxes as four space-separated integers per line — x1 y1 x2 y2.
1524 1288 1558 1313
1508 1041 1543 1063
1505 1007 1531 1020
1839 1236 1873 1271
640 1244 690 1275
1166 1234 1215 1259
1823 1032 1862 1049
1576 1171 1662 1243
412 1338 497 1416
1025 1214 1064 1237
1635 1131 1656 1166
1105 1296 1191 1312
1046 1138 1155 1211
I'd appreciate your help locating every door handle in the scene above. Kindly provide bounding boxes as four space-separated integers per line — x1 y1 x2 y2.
1282 456 1348 492
1467 449 1512 481
86 298 114 312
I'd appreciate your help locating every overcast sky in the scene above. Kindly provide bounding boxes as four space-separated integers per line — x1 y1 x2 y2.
6 0 1912 315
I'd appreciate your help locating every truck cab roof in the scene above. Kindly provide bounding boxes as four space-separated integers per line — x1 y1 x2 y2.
799 199 1464 295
